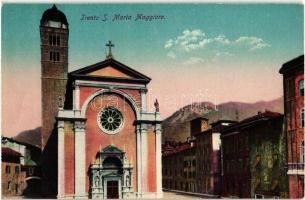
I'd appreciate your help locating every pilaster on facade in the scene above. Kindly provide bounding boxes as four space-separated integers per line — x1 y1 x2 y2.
57 120 65 199
136 125 142 197
155 123 163 198
73 84 80 110
74 120 86 198
140 88 148 112
140 124 148 194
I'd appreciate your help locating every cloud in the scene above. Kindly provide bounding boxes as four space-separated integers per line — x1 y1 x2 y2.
213 34 231 45
164 29 270 53
164 39 174 48
167 51 176 59
214 51 233 57
183 57 205 65
212 51 233 62
174 29 211 51
235 36 270 51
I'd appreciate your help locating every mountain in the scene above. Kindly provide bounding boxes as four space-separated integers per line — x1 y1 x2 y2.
13 127 41 148
162 97 283 143
11 97 283 147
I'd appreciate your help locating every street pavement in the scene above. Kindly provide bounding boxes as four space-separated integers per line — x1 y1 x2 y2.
163 191 208 199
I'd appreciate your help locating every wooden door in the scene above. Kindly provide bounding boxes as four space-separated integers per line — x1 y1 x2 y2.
107 180 119 199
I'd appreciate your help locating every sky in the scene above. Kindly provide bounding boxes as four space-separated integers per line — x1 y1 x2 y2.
2 3 304 137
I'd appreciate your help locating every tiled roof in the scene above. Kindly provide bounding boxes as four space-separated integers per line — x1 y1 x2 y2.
163 142 196 156
239 111 282 124
2 147 22 158
279 55 304 74
2 136 39 149
222 111 283 133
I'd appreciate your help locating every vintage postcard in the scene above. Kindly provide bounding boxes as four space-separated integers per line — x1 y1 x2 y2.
1 2 304 199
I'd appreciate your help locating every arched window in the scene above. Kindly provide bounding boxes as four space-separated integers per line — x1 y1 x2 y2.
49 35 61 46
56 36 60 46
6 165 10 174
299 79 304 96
49 51 60 61
7 181 12 191
15 166 19 174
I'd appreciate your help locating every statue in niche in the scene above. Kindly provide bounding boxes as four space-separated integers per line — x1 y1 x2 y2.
126 175 130 186
129 174 131 186
94 176 100 187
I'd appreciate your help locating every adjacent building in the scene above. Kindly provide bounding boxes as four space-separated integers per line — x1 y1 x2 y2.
221 111 288 198
279 55 304 198
2 147 25 196
162 140 196 193
2 137 42 197
194 119 235 197
162 118 235 197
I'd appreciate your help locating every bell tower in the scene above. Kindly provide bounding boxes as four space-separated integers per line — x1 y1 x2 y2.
40 4 69 148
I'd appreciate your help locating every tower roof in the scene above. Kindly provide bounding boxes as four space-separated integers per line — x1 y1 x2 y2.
279 54 304 74
40 4 68 27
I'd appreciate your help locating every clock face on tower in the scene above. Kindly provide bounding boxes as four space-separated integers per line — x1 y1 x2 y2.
97 107 124 134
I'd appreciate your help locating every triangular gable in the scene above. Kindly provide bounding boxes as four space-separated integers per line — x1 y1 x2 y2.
104 172 121 177
69 58 151 84
102 145 123 154
87 65 132 79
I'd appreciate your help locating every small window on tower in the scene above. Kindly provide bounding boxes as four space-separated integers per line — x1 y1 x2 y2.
56 52 60 61
49 36 52 45
50 52 60 62
57 36 60 46
52 35 56 45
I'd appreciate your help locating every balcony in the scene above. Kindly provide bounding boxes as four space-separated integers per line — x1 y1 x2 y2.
287 163 305 175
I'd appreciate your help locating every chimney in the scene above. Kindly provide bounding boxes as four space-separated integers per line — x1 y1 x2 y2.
190 117 209 136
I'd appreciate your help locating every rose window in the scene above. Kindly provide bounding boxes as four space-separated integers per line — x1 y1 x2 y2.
97 107 124 134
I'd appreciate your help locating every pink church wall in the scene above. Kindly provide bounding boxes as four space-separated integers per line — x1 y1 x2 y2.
84 93 138 193
147 127 157 192
64 122 75 195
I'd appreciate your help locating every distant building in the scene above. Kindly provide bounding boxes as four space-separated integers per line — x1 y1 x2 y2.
194 119 236 197
162 118 235 197
2 147 25 196
2 137 42 197
221 111 288 198
190 117 209 137
162 140 196 193
279 55 304 198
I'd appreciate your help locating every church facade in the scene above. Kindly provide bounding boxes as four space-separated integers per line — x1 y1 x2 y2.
40 5 162 199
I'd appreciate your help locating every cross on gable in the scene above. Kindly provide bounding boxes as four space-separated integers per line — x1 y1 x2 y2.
106 40 114 59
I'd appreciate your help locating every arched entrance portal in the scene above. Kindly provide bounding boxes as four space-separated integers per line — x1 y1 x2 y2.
89 145 133 199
